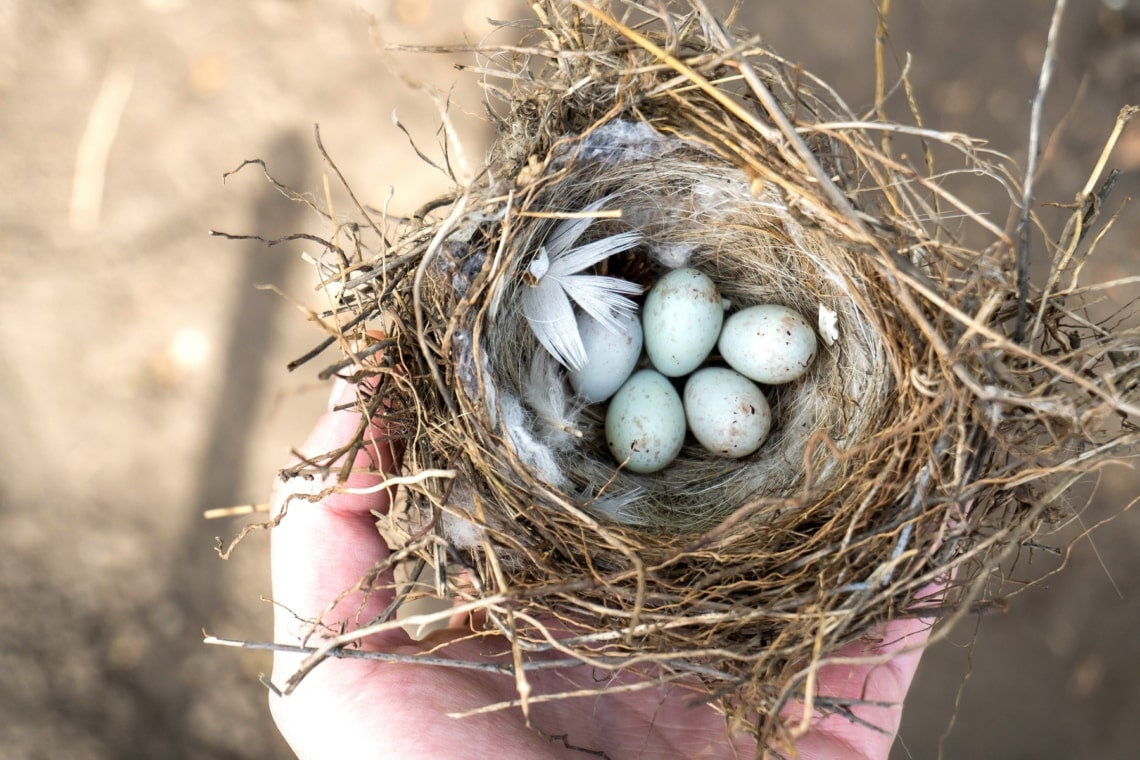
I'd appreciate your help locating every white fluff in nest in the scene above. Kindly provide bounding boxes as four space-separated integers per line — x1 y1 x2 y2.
651 242 696 269
522 350 584 451
498 390 567 487
498 350 589 490
440 480 485 550
567 119 685 165
438 480 525 572
583 485 647 526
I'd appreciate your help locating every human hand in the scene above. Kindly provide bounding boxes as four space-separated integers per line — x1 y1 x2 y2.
268 382 930 759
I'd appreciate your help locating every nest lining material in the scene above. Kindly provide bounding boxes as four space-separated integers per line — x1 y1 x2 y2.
268 0 1140 747
441 120 892 534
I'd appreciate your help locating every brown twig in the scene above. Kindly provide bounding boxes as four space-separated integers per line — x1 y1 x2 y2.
1015 0 1067 343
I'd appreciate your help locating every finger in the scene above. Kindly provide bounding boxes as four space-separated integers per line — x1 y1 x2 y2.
785 591 939 760
806 617 931 758
270 380 408 654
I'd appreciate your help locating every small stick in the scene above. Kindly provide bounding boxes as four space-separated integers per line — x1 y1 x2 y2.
286 309 373 371
446 678 669 719
1076 107 1138 200
207 230 351 262
516 209 623 220
340 468 458 495
873 0 892 150
203 504 269 519
1015 0 1067 343
412 194 468 416
205 634 514 675
222 158 331 220
314 124 391 250
316 339 394 380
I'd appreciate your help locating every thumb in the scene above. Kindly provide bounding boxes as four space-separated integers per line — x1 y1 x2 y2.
270 380 403 654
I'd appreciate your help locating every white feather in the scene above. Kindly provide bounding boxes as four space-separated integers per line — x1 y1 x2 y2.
555 272 642 335
547 230 642 275
521 196 643 370
584 487 646 525
522 277 585 370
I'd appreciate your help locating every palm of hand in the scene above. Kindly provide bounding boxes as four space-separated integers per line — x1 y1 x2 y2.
268 404 925 759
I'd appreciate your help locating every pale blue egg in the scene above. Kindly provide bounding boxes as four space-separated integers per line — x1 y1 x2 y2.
642 268 724 377
605 369 686 473
719 304 817 384
569 309 643 402
683 367 771 458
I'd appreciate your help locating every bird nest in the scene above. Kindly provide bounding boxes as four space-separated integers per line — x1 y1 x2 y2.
249 0 1140 751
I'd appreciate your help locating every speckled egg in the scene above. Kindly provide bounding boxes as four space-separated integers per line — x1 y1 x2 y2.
683 368 771 458
719 304 818 384
642 267 724 377
605 369 686 473
569 309 643 402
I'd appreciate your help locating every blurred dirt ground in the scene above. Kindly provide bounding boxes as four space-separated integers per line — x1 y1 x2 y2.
1 1 1137 758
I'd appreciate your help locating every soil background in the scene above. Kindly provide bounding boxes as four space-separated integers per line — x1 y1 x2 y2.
1 1 1138 758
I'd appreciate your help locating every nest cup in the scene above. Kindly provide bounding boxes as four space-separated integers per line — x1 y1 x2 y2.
440 123 894 535
270 0 1140 748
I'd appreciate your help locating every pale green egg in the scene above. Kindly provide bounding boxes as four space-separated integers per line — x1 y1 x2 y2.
569 309 643 402
605 369 686 473
683 367 771 458
719 304 817 384
642 268 724 377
